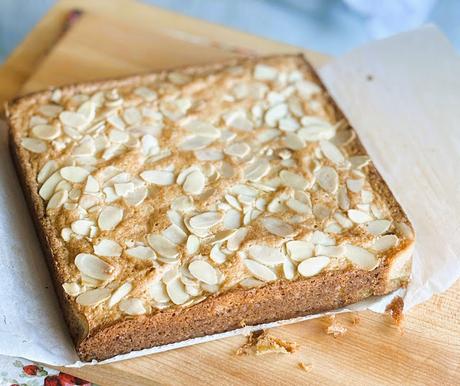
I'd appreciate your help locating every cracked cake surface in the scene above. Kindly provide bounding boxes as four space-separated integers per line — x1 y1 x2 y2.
6 54 414 361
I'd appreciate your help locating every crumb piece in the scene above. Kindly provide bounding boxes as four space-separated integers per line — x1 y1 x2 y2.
386 296 404 328
366 74 374 81
326 323 348 338
239 319 247 328
351 312 361 325
298 362 312 373
324 315 347 337
236 330 299 356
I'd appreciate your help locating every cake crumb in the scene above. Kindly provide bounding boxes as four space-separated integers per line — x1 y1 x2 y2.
386 296 404 329
324 315 348 338
236 330 299 356
351 312 361 325
298 362 312 373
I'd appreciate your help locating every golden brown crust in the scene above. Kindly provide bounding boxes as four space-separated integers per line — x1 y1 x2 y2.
6 54 414 361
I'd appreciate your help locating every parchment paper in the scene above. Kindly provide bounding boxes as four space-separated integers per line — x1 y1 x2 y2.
0 25 459 367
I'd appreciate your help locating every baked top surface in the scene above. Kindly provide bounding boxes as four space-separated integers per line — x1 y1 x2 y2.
7 55 414 333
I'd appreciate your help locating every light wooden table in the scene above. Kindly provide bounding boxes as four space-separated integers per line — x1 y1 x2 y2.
1 1 459 385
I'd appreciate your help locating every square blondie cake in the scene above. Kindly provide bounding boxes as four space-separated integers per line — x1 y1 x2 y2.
6 55 414 361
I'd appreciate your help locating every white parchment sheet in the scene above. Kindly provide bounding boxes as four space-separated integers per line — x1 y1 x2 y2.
0 25 459 367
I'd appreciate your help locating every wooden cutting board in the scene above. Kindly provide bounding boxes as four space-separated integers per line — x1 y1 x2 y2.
12 2 460 385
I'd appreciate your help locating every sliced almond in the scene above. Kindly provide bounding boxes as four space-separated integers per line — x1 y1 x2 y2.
195 148 223 161
239 277 264 288
59 111 88 129
119 298 146 315
395 222 414 240
311 230 336 246
76 288 111 306
371 235 399 252
21 137 47 153
74 253 114 280
147 234 179 259
60 166 89 183
179 135 214 151
223 209 241 229
254 64 278 80
256 128 279 143
166 277 190 305
134 86 157 101
298 124 335 141
108 282 133 308
286 198 311 214
114 182 135 197
62 282 81 297
316 166 338 193
298 256 330 277
315 244 345 257
319 140 345 165
350 155 370 169
280 170 309 190
37 160 58 184
32 124 60 140
283 260 296 280
94 239 122 257
224 142 251 158
190 211 222 229
61 228 72 242
337 186 350 210
126 245 156 260
347 178 364 193
265 103 287 126
286 240 314 261
244 159 270 181
124 186 148 206
334 212 353 229
140 170 175 185
227 227 248 251
148 281 169 303
85 176 99 193
183 120 220 138
123 107 142 126
189 260 219 285
244 259 277 281
210 244 227 264
47 190 68 210
39 104 62 117
364 220 391 235
71 219 94 236
284 132 305 150
163 224 187 245
248 245 285 266
344 244 379 270
348 209 373 224
183 170 206 195
98 206 123 230
262 216 295 237
186 235 200 255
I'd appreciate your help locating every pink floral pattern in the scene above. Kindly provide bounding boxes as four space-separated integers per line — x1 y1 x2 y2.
0 357 94 386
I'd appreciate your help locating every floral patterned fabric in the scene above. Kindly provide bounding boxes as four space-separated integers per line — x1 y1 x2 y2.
0 356 93 386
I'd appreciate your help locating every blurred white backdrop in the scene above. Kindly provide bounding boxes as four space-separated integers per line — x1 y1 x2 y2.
1 0 459 62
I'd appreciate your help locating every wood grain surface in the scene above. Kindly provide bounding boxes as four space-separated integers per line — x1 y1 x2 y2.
1 1 459 385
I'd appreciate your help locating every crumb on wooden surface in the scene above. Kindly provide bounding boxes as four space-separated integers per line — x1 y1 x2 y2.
236 330 299 356
324 315 348 338
386 296 405 329
351 312 361 325
298 362 312 373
